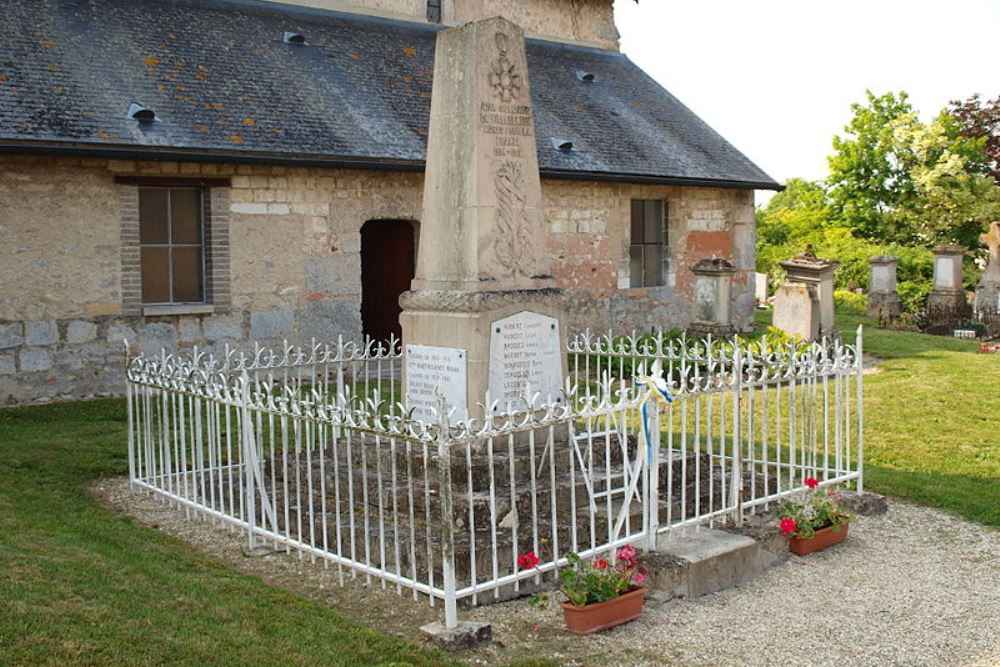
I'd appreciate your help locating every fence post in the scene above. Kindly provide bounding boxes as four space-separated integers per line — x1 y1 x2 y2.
855 325 864 494
729 342 744 526
241 371 257 549
434 391 458 630
644 395 660 551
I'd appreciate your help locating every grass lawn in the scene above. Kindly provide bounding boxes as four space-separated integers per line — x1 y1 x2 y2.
0 399 451 667
757 308 1000 527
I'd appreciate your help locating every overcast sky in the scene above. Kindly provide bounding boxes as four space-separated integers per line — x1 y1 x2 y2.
614 0 999 200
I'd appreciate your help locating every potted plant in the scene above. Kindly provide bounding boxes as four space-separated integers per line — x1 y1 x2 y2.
518 545 647 635
778 477 853 556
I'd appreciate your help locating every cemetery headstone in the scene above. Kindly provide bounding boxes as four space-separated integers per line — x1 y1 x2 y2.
755 272 769 305
867 255 902 319
689 258 737 335
928 244 967 311
975 222 1000 311
774 246 838 340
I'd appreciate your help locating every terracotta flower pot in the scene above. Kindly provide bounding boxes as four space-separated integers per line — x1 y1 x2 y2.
789 520 849 556
560 586 646 635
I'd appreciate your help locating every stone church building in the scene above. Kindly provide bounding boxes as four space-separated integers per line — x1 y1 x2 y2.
0 0 778 404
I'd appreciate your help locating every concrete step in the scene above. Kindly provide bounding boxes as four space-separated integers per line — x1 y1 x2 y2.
642 526 787 600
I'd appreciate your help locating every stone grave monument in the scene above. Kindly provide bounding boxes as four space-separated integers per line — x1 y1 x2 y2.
975 222 1000 311
773 246 838 340
689 258 738 335
867 255 902 319
755 272 769 306
400 16 566 422
928 244 966 311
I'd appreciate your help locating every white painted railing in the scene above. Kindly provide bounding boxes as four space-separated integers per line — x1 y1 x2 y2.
126 328 863 629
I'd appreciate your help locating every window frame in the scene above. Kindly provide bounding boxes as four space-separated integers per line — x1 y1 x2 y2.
138 185 208 306
629 199 668 289
426 0 442 23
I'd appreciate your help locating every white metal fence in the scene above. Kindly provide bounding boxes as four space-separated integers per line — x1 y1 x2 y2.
126 328 864 628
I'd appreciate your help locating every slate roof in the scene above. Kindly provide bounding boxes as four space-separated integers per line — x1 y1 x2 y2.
0 0 779 189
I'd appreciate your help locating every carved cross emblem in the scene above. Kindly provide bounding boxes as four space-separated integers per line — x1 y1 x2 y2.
489 33 521 102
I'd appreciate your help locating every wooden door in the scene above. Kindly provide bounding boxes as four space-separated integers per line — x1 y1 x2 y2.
360 220 415 344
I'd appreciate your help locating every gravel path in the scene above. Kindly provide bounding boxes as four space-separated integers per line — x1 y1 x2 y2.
97 479 998 667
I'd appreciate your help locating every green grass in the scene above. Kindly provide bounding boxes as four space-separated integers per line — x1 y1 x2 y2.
757 308 1000 526
0 399 450 667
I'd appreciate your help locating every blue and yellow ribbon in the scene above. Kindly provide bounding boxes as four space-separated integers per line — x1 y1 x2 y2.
636 360 673 464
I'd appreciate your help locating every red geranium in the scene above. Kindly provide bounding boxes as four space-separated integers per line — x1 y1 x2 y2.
517 551 540 570
804 477 819 489
779 517 798 536
593 558 608 570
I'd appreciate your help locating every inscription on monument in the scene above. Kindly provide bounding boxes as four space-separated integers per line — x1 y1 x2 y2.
489 311 562 412
405 345 468 424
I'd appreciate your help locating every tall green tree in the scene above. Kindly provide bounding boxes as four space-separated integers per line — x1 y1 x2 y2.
827 90 917 241
948 93 1000 183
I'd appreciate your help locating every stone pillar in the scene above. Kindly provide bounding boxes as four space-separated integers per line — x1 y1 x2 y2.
975 222 1000 311
867 255 902 318
689 258 737 335
399 17 566 422
774 248 838 340
928 244 966 310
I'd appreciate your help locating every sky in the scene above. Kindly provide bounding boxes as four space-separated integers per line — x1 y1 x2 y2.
613 0 1000 201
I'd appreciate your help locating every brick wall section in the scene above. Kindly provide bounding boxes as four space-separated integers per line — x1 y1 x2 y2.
0 156 753 404
119 186 142 315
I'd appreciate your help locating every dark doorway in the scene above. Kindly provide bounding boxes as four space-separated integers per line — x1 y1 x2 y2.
360 219 416 343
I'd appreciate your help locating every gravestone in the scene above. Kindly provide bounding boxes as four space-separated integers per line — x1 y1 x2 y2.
755 272 769 305
400 16 566 420
975 222 1000 311
928 244 966 311
774 247 838 340
689 258 737 335
867 255 902 319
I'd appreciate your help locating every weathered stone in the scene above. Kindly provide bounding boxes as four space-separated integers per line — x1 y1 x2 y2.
688 258 737 335
420 621 492 651
24 320 58 346
0 352 15 375
65 319 98 344
0 322 23 349
840 491 889 516
250 308 295 340
294 299 360 342
777 248 837 340
177 317 202 344
867 256 902 319
772 283 819 341
142 323 177 356
19 348 53 372
107 323 137 349
928 245 967 310
203 313 245 342
975 221 1000 311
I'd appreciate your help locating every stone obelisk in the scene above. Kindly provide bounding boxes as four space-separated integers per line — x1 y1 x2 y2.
400 17 565 422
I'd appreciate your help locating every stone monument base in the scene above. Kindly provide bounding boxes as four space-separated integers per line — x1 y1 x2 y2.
400 288 568 420
927 289 967 311
867 291 902 319
687 321 737 337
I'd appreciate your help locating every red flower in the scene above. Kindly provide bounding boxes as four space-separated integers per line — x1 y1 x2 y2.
517 551 540 570
593 558 608 570
804 477 819 489
780 517 798 536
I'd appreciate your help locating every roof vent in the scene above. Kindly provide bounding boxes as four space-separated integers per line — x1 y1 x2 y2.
127 102 157 123
283 31 306 44
551 138 574 151
576 70 596 82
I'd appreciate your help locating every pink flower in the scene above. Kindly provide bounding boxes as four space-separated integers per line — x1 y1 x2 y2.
517 551 540 570
632 571 646 585
804 477 819 489
593 558 608 570
780 517 798 536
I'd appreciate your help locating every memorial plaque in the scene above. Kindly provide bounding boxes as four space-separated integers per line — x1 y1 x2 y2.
935 257 955 289
488 311 562 412
405 344 467 424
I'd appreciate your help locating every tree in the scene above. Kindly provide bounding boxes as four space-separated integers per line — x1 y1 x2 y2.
827 90 917 241
947 94 1000 184
755 178 831 246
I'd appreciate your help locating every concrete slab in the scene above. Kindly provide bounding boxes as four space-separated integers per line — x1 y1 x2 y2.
420 620 492 651
644 528 768 599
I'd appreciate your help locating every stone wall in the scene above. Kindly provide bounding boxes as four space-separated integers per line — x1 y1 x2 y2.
0 156 753 404
259 0 620 49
